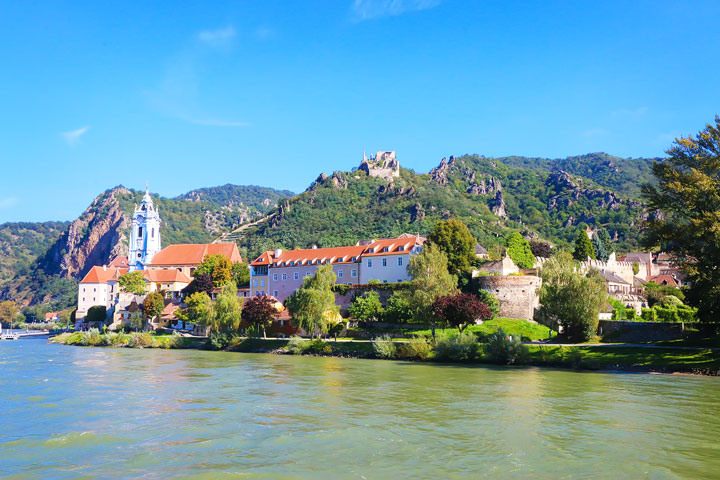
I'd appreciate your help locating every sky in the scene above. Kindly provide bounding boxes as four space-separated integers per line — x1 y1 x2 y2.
1 0 719 222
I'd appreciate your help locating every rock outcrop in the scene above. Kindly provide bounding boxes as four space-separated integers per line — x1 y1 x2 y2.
490 191 508 219
359 151 400 182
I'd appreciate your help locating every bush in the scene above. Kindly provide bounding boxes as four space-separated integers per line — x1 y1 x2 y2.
625 308 637 321
128 331 154 348
641 308 657 322
286 336 308 354
209 331 237 350
83 328 101 346
154 332 185 349
307 338 332 355
485 328 528 365
433 331 478 362
373 335 397 359
396 337 431 360
383 292 413 323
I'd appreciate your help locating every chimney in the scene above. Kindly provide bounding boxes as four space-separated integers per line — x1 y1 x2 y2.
274 249 283 258
103 265 107 271
312 245 318 249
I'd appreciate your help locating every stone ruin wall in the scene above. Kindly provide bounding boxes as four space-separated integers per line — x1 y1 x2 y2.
475 275 542 320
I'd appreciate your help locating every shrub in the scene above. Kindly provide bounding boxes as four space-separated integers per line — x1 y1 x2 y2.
625 308 637 321
209 331 237 350
307 338 332 355
485 328 528 365
373 335 397 359
383 292 413 323
84 328 101 346
111 332 130 346
641 308 657 322
128 331 153 348
433 331 478 362
286 336 308 355
396 337 431 360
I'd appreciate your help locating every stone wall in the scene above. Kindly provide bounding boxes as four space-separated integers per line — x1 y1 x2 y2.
334 287 397 311
475 275 541 320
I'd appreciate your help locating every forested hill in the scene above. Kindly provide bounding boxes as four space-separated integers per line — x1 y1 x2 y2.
234 153 655 259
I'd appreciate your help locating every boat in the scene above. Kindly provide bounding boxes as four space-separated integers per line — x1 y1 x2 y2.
1 322 20 340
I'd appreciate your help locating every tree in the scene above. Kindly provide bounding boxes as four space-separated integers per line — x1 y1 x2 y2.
474 289 499 319
505 232 535 269
0 300 19 326
428 219 477 274
118 271 147 295
383 291 413 323
212 284 243 335
592 234 609 262
86 305 107 325
529 240 552 258
243 296 278 338
348 291 384 322
642 116 720 321
537 252 608 341
573 230 596 261
195 254 233 287
632 262 640 275
129 311 145 331
431 293 493 332
143 292 165 326
285 265 339 337
176 292 213 327
182 273 214 296
232 262 250 288
402 245 457 324
597 229 614 255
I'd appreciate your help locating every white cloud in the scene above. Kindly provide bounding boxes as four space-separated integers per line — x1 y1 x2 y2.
0 197 18 209
197 26 236 46
352 0 442 20
582 128 609 138
61 126 90 145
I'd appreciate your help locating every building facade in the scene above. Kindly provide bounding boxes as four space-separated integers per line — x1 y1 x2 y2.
128 188 162 271
148 243 242 277
249 236 425 302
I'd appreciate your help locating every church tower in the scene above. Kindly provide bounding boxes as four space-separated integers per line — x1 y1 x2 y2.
128 186 162 271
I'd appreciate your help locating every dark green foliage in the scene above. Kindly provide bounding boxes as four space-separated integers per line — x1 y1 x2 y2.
428 219 476 274
505 232 535 269
473 289 499 319
597 229 614 254
348 291 384 322
529 240 552 258
592 234 608 262
433 331 478 362
383 292 413 323
644 282 685 307
486 328 529 365
86 305 107 324
232 262 250 288
642 117 720 321
143 292 165 322
573 231 595 260
176 184 294 213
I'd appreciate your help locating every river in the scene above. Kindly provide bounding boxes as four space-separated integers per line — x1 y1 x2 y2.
1 339 719 479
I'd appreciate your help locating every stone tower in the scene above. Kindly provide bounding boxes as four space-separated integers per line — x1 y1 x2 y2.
128 186 162 271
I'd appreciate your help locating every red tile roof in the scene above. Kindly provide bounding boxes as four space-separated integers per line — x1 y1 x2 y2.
250 236 425 266
251 245 366 267
150 243 242 266
143 269 192 283
80 266 128 284
648 274 680 287
109 256 129 267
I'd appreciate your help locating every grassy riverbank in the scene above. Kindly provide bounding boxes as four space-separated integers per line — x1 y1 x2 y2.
50 331 720 375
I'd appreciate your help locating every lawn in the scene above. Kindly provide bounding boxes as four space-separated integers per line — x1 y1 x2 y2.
411 318 552 341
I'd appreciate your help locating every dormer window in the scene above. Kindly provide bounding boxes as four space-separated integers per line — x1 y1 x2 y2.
383 247 389 252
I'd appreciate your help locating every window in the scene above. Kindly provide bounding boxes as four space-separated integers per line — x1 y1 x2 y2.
382 258 387 267
367 259 373 267
306 272 311 277
351 269 357 277
273 290 279 297
253 279 258 287
282 273 287 281
294 272 299 280
152 228 155 238
398 257 403 266
273 273 278 281
260 279 265 287
338 270 343 278
138 226 143 237
82 288 85 292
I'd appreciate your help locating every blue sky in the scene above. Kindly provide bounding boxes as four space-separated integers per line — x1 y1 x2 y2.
1 0 719 222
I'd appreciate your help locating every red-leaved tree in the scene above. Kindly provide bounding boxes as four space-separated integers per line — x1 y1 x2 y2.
243 296 279 338
432 293 492 332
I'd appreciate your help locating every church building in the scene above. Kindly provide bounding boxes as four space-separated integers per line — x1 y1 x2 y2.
128 187 162 271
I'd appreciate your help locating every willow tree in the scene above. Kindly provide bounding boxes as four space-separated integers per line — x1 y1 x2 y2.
642 116 720 321
403 244 457 324
285 265 339 337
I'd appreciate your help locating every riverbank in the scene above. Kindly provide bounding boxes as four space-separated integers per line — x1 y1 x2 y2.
50 332 720 376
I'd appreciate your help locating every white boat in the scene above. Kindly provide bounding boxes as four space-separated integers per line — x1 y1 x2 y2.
1 323 20 340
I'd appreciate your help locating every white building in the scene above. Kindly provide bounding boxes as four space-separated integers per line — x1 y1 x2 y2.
128 187 162 271
76 264 127 322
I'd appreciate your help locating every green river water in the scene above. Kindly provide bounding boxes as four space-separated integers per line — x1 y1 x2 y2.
1 339 720 479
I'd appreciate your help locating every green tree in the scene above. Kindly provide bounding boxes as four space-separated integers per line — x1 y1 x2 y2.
128 311 145 331
505 232 535 269
143 292 165 325
232 262 250 288
195 254 233 287
348 291 384 322
212 284 243 335
642 116 720 321
285 265 340 337
592 234 609 262
537 252 608 341
0 300 19 326
428 219 477 274
176 291 214 327
402 245 457 324
597 229 614 255
573 231 596 261
86 305 107 325
118 271 147 295
383 291 413 323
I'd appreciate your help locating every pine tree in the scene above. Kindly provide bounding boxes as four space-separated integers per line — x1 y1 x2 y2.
597 229 614 255
573 231 596 261
592 233 608 262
